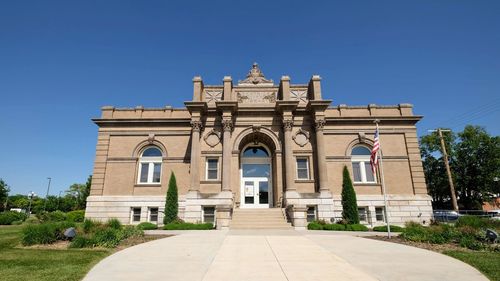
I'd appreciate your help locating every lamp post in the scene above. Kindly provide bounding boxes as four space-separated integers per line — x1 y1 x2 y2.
43 177 51 211
27 192 36 215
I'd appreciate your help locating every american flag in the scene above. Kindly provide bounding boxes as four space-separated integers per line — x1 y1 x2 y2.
370 127 380 173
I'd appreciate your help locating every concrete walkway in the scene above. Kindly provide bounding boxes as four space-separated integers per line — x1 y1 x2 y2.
83 230 488 281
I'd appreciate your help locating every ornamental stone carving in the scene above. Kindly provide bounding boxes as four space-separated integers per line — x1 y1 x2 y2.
314 119 326 131
238 62 274 85
205 90 222 103
290 90 308 103
203 130 221 147
190 120 203 132
237 92 277 103
292 129 310 147
221 119 233 132
283 119 294 131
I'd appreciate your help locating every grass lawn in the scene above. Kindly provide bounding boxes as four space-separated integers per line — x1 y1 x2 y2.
0 225 111 281
444 250 500 281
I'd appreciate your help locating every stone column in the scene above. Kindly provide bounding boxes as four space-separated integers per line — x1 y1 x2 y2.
314 118 329 192
283 118 295 191
221 118 233 191
189 120 203 192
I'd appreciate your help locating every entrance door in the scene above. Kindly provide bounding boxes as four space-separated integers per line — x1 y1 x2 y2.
240 145 272 208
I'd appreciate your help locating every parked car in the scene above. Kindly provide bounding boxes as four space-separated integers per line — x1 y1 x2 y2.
433 210 461 222
486 210 500 220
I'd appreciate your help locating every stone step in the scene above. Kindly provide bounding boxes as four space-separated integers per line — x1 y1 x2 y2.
230 208 291 229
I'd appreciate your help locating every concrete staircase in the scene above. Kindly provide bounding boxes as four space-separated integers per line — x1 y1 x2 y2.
230 208 292 229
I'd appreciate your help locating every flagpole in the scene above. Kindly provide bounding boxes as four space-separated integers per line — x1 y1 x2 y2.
374 119 391 239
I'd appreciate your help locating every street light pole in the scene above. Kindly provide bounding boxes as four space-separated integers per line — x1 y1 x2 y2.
27 192 36 215
43 177 52 211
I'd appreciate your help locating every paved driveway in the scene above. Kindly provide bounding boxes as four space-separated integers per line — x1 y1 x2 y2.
83 230 488 281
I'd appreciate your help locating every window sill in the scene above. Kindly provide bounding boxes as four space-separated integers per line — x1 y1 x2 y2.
354 183 380 187
295 179 315 183
201 180 221 184
134 184 162 187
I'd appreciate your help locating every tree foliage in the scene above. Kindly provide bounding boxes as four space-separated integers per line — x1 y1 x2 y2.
341 166 359 224
164 172 178 224
0 179 10 212
420 125 500 210
5 175 92 213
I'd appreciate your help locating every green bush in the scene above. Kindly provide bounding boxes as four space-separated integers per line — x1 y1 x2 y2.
137 222 158 230
82 219 100 233
106 218 122 230
307 222 323 230
322 224 346 231
22 221 75 245
372 225 404 232
0 211 28 225
341 166 359 224
66 210 85 222
69 235 95 248
164 172 179 224
36 211 67 222
400 222 429 242
345 224 369 231
118 225 144 240
93 228 121 248
163 222 213 230
456 216 500 230
459 236 484 250
24 216 40 224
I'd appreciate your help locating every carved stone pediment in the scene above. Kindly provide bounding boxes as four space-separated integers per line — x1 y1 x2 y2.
237 91 277 103
238 63 274 86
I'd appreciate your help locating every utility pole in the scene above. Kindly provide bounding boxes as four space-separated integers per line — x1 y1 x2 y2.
43 177 52 211
429 129 459 211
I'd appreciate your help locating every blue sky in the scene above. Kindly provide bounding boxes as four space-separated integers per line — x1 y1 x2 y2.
1 1 499 197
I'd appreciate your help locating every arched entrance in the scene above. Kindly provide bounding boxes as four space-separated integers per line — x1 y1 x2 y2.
240 144 272 208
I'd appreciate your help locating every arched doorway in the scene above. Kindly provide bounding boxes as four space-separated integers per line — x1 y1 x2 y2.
240 144 272 208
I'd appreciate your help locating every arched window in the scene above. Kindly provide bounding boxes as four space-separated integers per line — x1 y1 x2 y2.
351 146 376 183
138 147 163 184
243 146 269 158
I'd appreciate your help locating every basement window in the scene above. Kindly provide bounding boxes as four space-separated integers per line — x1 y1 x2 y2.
131 207 141 223
358 207 368 222
375 207 385 222
203 206 215 224
307 206 317 222
149 207 158 222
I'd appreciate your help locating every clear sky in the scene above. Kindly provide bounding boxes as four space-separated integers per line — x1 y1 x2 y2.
1 1 499 197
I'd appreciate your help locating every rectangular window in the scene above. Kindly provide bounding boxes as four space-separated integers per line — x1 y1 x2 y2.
140 163 149 183
149 207 158 222
203 206 215 224
206 158 219 180
296 157 309 179
375 207 385 222
153 164 161 183
364 164 375 182
307 206 316 222
352 161 376 183
132 207 141 222
358 207 368 222
352 162 362 182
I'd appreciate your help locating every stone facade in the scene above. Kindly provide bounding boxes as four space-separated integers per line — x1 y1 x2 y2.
85 63 432 229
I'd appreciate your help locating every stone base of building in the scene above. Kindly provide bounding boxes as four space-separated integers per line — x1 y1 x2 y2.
85 193 432 229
